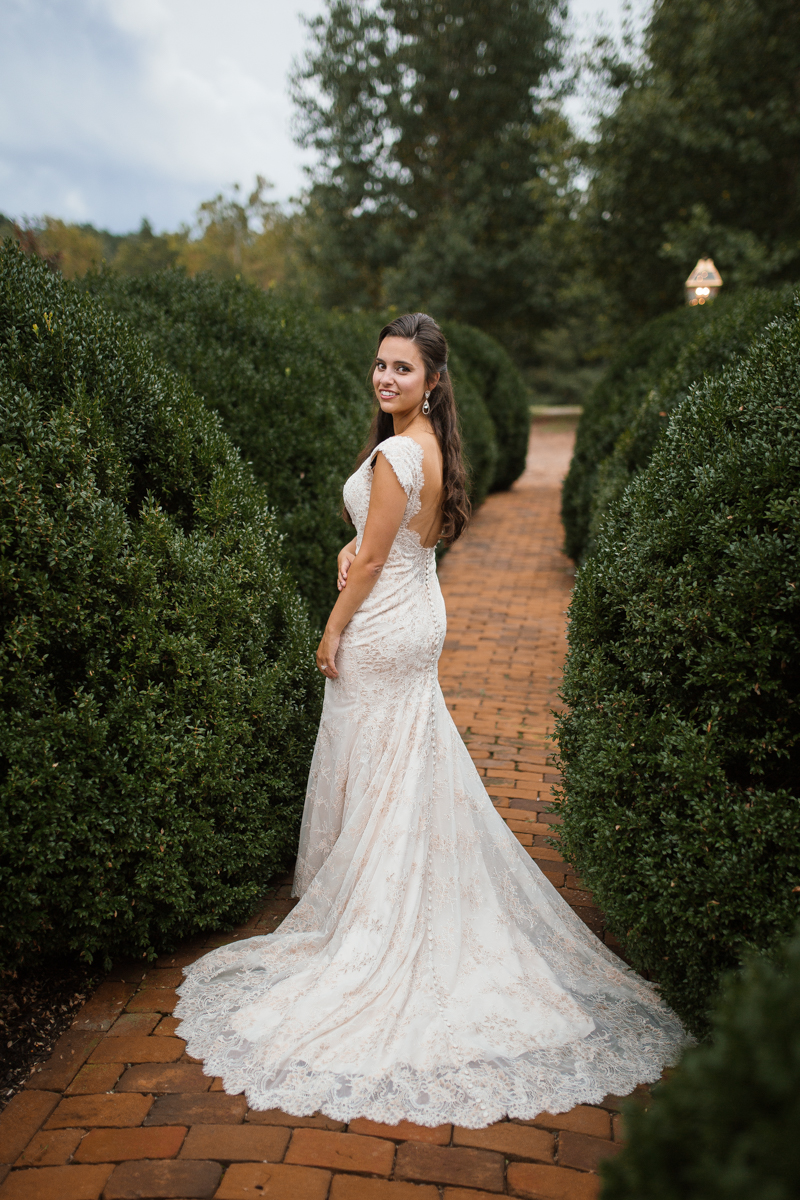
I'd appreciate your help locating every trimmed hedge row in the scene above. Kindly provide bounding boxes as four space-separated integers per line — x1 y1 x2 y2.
450 360 499 506
83 269 371 631
0 243 321 969
443 321 530 492
587 286 798 557
561 305 703 561
601 925 800 1199
556 300 800 1033
84 278 530 624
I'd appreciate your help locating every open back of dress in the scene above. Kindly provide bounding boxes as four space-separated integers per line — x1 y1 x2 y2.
175 435 687 1128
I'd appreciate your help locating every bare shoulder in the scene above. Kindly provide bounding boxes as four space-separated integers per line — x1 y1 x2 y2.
400 429 440 459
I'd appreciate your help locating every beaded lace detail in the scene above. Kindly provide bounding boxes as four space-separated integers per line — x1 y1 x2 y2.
175 434 688 1127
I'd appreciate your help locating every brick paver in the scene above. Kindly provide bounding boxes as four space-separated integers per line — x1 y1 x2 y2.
3 417 642 1199
437 417 610 944
0 1093 62 1166
72 1126 187 1163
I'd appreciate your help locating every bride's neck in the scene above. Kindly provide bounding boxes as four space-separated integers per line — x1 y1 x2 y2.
393 412 431 437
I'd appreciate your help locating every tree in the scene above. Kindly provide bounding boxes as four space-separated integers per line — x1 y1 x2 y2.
176 177 292 289
292 0 570 352
582 0 800 326
111 219 180 276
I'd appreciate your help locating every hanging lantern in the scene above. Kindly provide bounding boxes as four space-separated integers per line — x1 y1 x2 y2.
685 258 723 306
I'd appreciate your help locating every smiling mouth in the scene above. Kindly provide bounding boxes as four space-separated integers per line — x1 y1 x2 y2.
379 390 398 399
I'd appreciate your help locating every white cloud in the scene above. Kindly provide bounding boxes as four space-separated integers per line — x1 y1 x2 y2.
0 0 324 230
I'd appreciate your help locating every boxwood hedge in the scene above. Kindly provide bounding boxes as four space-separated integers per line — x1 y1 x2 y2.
443 321 530 492
587 286 797 557
449 362 499 507
601 925 800 1200
83 269 371 630
555 301 800 1033
562 305 704 561
83 277 528 622
0 242 321 970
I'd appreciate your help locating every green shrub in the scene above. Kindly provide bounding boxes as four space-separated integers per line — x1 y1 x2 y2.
601 925 800 1200
555 301 800 1033
448 356 498 507
443 322 530 491
0 242 321 970
83 269 371 630
587 286 798 555
561 306 706 561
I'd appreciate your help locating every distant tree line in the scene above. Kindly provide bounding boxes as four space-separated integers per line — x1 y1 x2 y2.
3 0 798 393
0 178 292 291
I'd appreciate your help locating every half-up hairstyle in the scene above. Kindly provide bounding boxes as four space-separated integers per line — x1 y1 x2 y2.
354 312 471 544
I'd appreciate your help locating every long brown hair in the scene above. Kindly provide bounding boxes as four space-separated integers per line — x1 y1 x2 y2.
354 312 471 545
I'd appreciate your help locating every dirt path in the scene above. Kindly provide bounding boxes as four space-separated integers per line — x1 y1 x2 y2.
0 418 634 1200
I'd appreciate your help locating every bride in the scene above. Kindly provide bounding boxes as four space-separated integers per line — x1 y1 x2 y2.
175 312 687 1128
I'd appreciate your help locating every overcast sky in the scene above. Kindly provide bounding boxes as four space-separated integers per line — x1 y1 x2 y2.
1 0 636 234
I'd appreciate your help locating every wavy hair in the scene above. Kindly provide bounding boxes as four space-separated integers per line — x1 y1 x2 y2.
354 312 470 545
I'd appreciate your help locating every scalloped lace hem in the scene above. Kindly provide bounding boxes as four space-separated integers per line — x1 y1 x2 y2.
174 1011 686 1129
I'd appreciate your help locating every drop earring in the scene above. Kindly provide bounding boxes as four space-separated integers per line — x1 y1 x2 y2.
422 391 431 415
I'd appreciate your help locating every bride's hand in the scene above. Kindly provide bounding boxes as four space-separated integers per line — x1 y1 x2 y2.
337 547 356 591
316 627 341 679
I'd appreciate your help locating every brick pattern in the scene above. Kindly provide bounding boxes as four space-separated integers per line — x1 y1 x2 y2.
436 418 611 948
1 419 647 1199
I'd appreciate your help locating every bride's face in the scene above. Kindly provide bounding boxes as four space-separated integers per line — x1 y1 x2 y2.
373 337 430 417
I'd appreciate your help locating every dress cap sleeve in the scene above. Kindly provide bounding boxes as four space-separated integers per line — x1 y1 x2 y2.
370 436 424 500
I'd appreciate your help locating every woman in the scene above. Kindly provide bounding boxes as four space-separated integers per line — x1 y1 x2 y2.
175 312 687 1128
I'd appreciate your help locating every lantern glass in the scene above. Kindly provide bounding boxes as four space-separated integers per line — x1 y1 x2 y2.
685 258 723 306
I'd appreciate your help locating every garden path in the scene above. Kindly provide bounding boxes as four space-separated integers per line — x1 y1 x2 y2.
0 416 642 1200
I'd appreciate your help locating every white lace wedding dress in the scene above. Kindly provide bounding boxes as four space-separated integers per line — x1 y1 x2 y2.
175 435 687 1127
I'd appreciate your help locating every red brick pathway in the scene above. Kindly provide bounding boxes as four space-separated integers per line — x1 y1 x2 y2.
0 418 638 1200
438 417 617 953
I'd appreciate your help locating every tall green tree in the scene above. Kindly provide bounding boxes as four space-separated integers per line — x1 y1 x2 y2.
112 219 180 277
292 0 570 351
583 0 800 325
